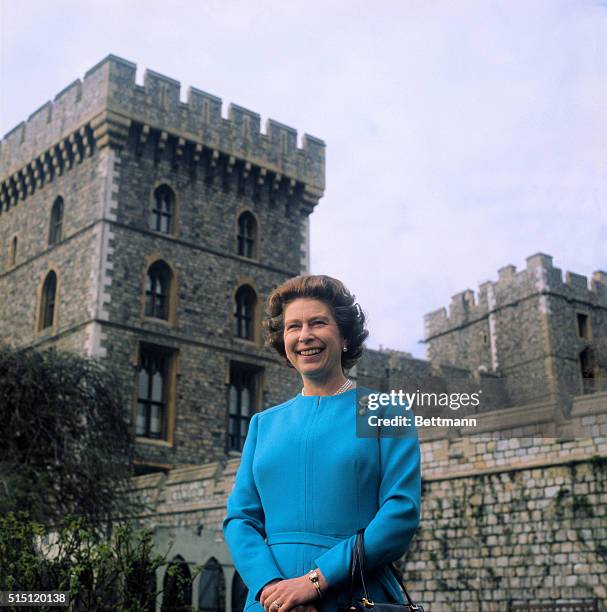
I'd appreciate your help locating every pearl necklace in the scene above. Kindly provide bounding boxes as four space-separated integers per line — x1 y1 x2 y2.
301 378 354 396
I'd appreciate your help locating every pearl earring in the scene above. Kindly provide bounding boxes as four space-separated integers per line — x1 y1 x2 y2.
343 346 347 352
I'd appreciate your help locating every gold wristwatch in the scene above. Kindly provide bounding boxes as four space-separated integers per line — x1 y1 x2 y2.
307 569 322 598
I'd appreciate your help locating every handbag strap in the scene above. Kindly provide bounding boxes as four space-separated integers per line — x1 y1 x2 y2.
349 528 420 610
347 529 370 606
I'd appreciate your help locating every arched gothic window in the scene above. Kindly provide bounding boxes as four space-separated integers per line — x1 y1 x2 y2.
237 212 257 258
39 271 57 331
233 285 256 340
145 261 173 320
197 558 225 612
152 185 175 234
230 572 248 612
49 197 64 245
162 556 192 612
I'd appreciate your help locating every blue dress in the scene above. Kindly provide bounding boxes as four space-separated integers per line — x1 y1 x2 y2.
222 388 421 612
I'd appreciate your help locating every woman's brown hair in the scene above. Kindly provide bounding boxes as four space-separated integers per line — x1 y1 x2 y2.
264 275 369 371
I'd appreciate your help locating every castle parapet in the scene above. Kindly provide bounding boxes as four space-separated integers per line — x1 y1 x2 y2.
0 55 325 209
425 253 607 339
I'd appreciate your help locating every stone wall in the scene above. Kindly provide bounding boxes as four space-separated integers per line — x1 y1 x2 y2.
414 392 607 610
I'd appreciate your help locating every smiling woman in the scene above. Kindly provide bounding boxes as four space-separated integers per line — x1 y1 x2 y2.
223 275 421 612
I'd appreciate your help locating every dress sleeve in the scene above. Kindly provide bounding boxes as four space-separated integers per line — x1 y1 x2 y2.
223 412 285 601
313 418 421 590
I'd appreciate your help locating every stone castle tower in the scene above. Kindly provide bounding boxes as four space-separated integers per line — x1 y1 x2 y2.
424 253 607 407
0 55 325 472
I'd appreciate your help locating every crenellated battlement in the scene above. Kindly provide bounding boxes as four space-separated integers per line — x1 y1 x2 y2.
425 253 607 339
0 55 325 212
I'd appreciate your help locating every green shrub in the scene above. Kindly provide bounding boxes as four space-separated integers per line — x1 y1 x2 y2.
0 345 141 528
0 513 170 612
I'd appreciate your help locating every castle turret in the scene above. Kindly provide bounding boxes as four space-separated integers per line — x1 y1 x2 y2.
425 253 607 406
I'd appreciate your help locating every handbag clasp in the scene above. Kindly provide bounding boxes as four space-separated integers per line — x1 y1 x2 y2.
361 598 375 608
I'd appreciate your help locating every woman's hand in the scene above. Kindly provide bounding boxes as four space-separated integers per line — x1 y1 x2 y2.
259 575 320 612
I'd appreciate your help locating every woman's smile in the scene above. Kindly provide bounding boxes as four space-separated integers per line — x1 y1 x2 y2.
297 347 325 359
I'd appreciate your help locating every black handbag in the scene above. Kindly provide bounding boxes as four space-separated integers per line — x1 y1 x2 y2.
338 529 425 612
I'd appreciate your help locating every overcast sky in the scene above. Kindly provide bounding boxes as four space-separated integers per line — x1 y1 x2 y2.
1 0 606 358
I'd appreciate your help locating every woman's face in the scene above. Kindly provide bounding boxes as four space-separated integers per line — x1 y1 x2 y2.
283 297 345 382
